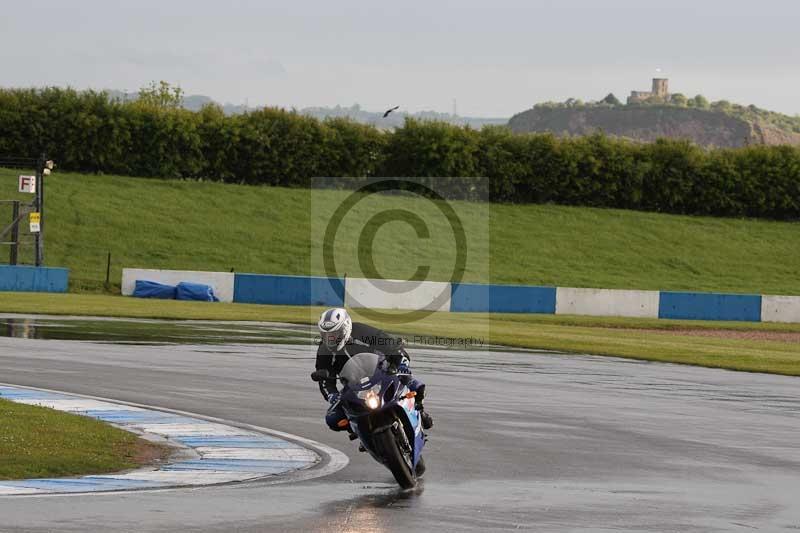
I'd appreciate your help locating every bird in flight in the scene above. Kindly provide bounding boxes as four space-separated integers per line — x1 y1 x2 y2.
383 106 400 118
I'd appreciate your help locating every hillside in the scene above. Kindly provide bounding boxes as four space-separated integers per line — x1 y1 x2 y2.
508 105 800 148
1 169 799 296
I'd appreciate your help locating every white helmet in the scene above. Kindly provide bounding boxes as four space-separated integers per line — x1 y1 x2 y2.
318 308 352 352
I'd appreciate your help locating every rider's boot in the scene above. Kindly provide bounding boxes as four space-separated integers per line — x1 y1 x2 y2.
414 385 433 430
415 456 426 477
415 398 433 429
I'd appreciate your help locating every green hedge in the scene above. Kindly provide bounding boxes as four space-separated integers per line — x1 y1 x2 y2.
1 87 799 219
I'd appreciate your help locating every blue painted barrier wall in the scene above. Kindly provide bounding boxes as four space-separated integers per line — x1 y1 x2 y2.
120 266 800 323
658 291 762 322
450 283 557 313
233 274 345 306
0 266 69 293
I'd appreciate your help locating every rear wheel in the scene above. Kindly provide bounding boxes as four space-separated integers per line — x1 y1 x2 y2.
374 422 416 489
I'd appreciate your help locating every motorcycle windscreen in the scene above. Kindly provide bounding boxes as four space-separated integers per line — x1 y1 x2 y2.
340 352 380 388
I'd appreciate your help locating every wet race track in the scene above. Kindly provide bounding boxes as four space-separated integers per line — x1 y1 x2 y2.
0 315 799 532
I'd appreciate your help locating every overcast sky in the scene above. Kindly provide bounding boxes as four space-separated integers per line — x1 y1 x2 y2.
1 0 798 117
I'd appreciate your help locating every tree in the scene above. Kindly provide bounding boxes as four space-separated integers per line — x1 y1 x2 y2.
136 81 184 109
669 93 688 106
692 94 709 109
711 100 732 112
601 93 622 106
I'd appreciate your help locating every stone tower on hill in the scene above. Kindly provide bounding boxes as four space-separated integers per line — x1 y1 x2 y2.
628 78 670 104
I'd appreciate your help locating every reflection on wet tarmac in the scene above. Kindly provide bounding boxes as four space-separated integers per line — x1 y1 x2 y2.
0 316 316 345
310 484 425 533
0 315 510 352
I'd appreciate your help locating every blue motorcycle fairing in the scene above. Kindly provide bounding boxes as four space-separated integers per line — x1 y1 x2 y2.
338 354 425 469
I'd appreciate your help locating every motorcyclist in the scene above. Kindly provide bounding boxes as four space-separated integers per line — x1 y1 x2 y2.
314 307 433 433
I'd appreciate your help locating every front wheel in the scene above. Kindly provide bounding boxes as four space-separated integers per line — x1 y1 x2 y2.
374 423 416 489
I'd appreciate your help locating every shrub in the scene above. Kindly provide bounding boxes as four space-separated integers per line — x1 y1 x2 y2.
0 88 798 220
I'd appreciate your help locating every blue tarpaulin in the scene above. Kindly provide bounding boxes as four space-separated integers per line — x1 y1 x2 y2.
133 280 177 299
175 282 219 302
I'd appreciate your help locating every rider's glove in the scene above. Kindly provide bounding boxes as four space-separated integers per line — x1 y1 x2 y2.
328 392 340 405
398 357 410 374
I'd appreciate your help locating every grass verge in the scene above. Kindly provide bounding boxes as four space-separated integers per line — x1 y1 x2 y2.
1 169 799 295
1 293 798 377
0 397 168 480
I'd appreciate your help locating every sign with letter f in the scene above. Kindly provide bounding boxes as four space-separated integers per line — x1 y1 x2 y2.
18 175 36 193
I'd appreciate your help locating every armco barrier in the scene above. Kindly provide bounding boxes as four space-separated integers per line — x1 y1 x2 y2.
450 283 556 313
761 295 800 324
345 278 451 311
233 274 345 306
556 287 659 318
658 291 762 322
0 265 68 292
121 269 235 303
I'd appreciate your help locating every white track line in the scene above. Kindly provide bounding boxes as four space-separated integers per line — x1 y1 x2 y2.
0 382 348 497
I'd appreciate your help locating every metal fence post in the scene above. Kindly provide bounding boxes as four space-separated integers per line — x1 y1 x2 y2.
9 200 19 265
105 251 112 290
34 153 45 266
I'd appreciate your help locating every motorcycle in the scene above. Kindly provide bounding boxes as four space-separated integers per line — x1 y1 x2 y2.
311 352 426 489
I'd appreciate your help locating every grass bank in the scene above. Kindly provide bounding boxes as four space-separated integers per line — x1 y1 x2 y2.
1 169 799 295
1 293 798 376
0 397 167 480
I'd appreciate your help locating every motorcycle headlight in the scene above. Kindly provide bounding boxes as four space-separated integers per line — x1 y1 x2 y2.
365 390 380 410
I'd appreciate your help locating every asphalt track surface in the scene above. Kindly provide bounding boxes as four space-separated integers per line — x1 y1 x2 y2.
0 316 799 532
